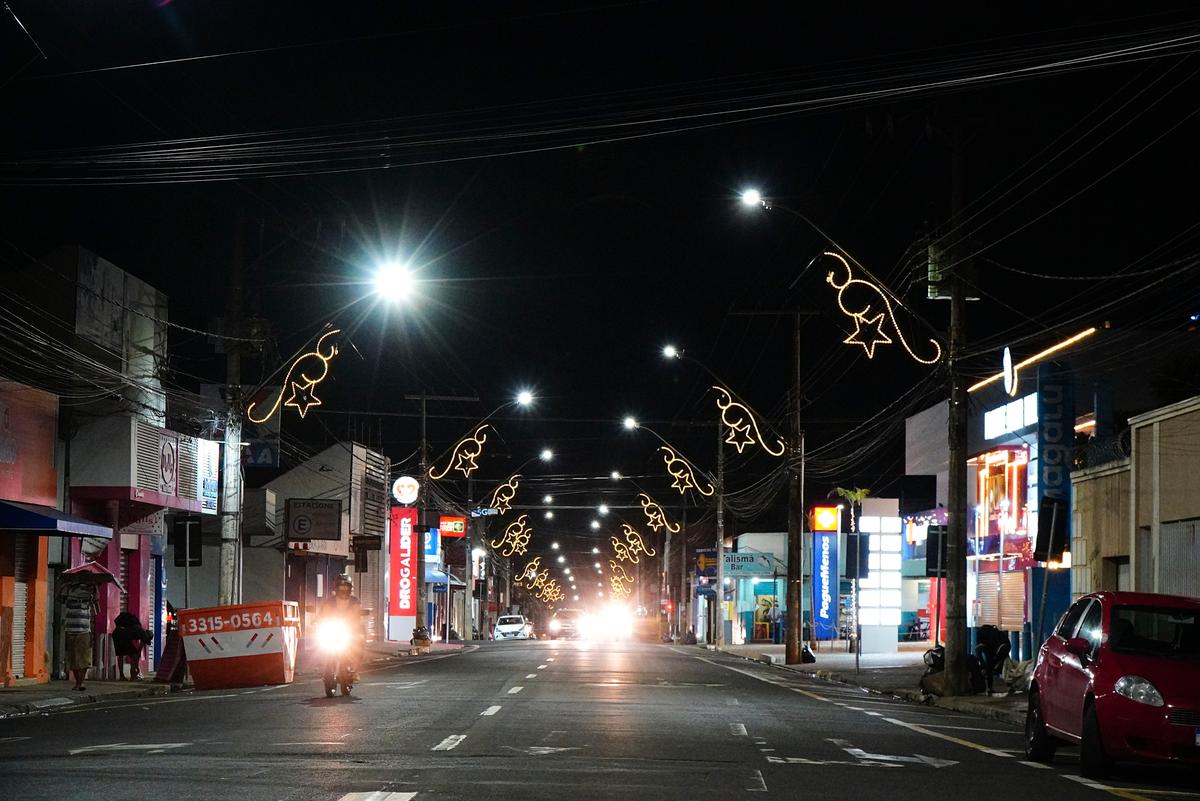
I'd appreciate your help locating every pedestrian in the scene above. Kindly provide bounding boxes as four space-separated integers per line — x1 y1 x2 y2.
62 583 97 691
767 601 783 643
112 611 151 680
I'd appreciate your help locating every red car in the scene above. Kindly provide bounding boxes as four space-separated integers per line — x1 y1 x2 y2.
1026 591 1200 778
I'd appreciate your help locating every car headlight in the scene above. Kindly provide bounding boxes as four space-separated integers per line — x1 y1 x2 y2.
549 619 561 631
1114 675 1164 707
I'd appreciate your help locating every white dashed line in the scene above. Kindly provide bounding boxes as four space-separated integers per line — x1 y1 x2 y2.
526 673 537 678
537 664 548 670
881 718 1013 758
1018 760 1053 769
546 657 555 661
730 723 748 736
481 705 501 716
508 686 524 695
337 793 418 801
431 735 465 751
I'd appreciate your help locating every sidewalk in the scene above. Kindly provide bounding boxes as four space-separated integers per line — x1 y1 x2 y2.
718 641 1028 727
1 641 466 718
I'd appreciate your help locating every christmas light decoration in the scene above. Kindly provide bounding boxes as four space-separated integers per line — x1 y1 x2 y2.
621 523 656 561
712 386 785 456
247 329 341 423
638 492 680 533
490 514 533 557
487 473 521 514
516 556 542 584
659 446 714 496
824 251 942 365
428 424 490 480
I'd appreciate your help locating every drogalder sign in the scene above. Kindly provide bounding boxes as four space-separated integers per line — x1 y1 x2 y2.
388 506 418 641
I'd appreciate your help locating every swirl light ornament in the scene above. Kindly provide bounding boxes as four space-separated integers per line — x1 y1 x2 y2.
610 535 634 563
659 446 714 497
638 493 680 533
490 514 533 557
487 473 521 514
428 424 490 480
712 386 786 456
619 523 656 563
247 329 341 423
527 568 551 591
823 251 942 365
516 556 542 584
608 561 634 597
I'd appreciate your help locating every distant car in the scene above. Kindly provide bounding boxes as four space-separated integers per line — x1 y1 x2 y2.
547 608 585 639
1026 591 1200 778
492 615 533 641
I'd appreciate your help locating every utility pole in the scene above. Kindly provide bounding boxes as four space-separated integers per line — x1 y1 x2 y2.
219 219 245 606
679 506 689 639
662 525 672 639
715 425 725 647
943 123 970 696
465 477 475 641
786 310 805 664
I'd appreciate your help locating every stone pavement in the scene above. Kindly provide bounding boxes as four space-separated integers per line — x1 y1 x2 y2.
718 640 1028 727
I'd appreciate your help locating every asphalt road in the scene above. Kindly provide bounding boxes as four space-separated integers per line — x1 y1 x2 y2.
2 640 1199 801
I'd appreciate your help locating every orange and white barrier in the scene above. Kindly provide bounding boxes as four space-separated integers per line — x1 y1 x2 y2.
178 601 300 690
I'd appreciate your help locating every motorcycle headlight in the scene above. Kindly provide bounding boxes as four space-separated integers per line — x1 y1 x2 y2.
1114 675 1164 707
316 619 351 652
549 619 561 631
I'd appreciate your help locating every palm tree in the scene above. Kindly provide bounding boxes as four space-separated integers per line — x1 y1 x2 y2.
834 486 871 532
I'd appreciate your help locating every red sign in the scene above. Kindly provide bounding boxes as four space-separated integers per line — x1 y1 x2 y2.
439 515 466 538
390 507 418 618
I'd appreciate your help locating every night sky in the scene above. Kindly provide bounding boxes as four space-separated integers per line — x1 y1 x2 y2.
3 4 1199 556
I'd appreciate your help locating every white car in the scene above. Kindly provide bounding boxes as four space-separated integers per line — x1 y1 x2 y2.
493 615 533 640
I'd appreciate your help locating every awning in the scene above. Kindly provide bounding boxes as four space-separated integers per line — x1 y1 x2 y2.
0 501 113 539
425 565 466 587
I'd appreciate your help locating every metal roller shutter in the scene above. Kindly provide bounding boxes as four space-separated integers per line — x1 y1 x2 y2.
1159 519 1198 597
976 569 1026 632
119 550 130 613
12 536 31 678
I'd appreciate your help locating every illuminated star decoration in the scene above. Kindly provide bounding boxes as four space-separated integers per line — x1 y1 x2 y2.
619 524 656 564
608 560 634 597
712 386 786 456
638 493 680 533
824 251 942 365
490 514 533 557
659 446 715 497
610 535 634 563
247 328 341 423
428 425 490 480
487 473 521 514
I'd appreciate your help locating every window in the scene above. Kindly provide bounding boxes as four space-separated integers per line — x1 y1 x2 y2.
1077 601 1102 657
1111 605 1199 657
1055 599 1089 639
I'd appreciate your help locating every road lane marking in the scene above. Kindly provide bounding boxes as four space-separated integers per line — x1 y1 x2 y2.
70 742 190 756
882 717 1013 758
526 673 537 678
481 705 501 716
271 741 343 746
0 737 31 743
546 657 555 661
1018 760 1054 769
337 793 418 801
508 686 524 695
1063 775 1161 801
746 769 768 792
915 724 1018 733
730 723 748 736
767 755 901 768
503 745 582 755
431 735 465 751
725 697 740 705
537 665 548 670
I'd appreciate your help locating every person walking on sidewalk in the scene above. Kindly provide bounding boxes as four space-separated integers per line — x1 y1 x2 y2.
62 584 97 691
112 611 151 681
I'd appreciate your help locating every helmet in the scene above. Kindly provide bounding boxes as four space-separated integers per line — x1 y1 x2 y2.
334 574 353 591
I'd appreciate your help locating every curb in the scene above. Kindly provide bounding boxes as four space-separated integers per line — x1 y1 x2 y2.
0 683 181 719
714 647 1027 728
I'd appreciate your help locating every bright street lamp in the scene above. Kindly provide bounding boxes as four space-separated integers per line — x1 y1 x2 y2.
740 188 763 207
662 344 679 359
557 555 565 564
540 448 554 461
594 562 601 568
597 504 609 516
551 541 559 550
516 390 534 406
591 546 600 554
622 416 638 430
545 511 554 520
543 495 553 504
610 470 622 480
590 520 600 530
373 261 416 302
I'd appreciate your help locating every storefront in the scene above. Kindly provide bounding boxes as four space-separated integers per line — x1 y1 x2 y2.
68 415 214 678
0 380 113 685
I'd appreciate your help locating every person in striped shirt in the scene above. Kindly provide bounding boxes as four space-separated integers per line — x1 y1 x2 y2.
62 584 97 691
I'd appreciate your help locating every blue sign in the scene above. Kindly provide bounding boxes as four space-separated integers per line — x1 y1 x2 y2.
694 547 718 577
1037 362 1074 520
812 532 839 640
424 528 440 558
432 584 447 594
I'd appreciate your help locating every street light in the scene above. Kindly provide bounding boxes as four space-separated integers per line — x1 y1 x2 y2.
540 448 554 461
590 520 600 530
594 562 601 568
740 188 764 208
611 470 622 480
662 344 679 359
591 546 600 554
543 495 554 504
557 555 565 564
517 390 534 407
374 261 416 302
598 504 609 516
545 511 554 520
623 416 638 430
551 541 559 550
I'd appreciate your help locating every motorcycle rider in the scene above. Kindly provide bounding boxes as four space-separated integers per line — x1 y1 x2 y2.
317 574 365 685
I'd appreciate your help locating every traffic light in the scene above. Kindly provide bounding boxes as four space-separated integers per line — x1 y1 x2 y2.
809 505 841 532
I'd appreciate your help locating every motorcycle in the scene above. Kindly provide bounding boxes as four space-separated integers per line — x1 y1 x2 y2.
315 617 357 697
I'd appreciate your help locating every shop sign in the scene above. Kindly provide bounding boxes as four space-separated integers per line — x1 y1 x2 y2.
439 515 466 537
197 438 220 514
724 552 773 576
1037 362 1074 531
388 507 418 642
424 527 440 558
285 498 342 540
391 475 420 504
812 531 839 640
